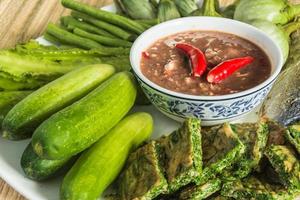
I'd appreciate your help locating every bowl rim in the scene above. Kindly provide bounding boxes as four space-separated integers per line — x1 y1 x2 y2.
130 17 284 101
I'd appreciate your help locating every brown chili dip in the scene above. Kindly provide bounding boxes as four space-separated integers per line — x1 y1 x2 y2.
140 31 272 96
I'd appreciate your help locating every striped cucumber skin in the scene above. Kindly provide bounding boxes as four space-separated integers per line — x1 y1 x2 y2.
60 112 153 200
21 143 74 181
2 64 115 140
0 91 32 126
32 72 137 160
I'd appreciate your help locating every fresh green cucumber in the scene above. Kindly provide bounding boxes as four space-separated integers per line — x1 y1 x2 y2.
32 72 137 160
2 64 115 140
21 143 75 181
60 112 153 200
0 91 32 126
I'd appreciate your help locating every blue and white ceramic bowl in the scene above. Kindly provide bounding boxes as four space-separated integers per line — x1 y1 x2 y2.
130 17 284 126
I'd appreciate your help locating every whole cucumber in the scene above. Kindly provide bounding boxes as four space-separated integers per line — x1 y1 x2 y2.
2 64 115 140
32 72 137 160
60 112 153 200
0 91 32 126
21 143 75 181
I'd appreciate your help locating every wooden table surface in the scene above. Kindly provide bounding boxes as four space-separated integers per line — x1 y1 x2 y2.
1 0 300 199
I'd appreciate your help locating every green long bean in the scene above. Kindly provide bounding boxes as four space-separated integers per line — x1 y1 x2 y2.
46 23 102 49
46 24 131 56
61 0 145 34
71 11 136 41
61 16 115 38
73 28 132 47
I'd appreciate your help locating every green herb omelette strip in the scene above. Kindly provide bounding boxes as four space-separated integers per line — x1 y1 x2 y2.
227 119 269 179
157 118 202 192
2 65 115 140
179 179 222 200
117 141 168 200
32 72 137 160
21 143 74 181
61 16 115 38
221 176 298 200
264 145 300 189
61 0 145 34
0 91 32 126
73 28 132 47
199 123 246 185
61 112 153 200
71 11 136 41
285 125 300 154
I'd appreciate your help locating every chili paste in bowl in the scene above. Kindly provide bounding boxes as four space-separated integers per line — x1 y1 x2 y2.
130 17 284 125
141 31 272 96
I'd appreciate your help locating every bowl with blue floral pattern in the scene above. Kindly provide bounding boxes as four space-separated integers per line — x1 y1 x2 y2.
130 17 284 126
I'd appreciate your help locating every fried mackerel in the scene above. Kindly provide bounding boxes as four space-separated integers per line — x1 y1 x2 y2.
221 176 298 200
198 123 245 185
285 124 300 154
226 119 269 179
117 141 168 200
157 118 202 192
264 145 300 189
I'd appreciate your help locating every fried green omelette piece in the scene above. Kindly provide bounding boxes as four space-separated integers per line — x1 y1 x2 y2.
285 124 300 154
178 178 222 200
157 118 202 193
227 119 269 178
117 141 168 200
198 123 245 185
221 176 298 200
264 145 300 189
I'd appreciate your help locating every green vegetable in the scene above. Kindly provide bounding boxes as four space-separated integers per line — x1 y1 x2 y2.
71 11 136 41
135 18 159 26
61 0 145 34
117 0 157 20
2 64 115 140
234 0 300 25
0 51 76 84
73 28 132 47
46 24 130 55
61 16 115 38
221 0 240 19
43 32 62 45
21 143 74 181
32 72 137 159
60 112 153 200
250 20 300 62
100 56 131 72
179 178 222 200
0 91 32 126
285 125 300 154
190 0 221 17
174 0 198 17
158 0 181 22
264 145 300 189
0 76 44 91
117 141 168 200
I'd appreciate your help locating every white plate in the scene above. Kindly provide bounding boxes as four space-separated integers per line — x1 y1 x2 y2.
0 4 259 200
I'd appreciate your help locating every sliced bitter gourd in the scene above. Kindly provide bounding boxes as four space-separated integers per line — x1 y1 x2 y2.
221 176 298 200
264 145 300 189
157 118 202 192
178 178 222 200
198 123 245 185
285 124 300 154
117 141 168 200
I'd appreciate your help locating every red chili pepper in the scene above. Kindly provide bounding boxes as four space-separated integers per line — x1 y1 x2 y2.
142 51 150 59
207 56 254 84
175 43 207 78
